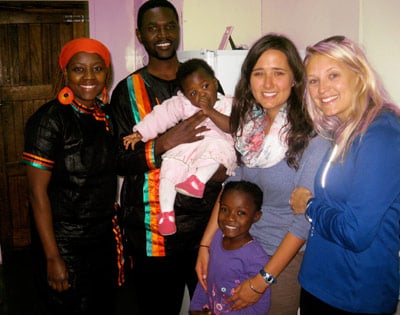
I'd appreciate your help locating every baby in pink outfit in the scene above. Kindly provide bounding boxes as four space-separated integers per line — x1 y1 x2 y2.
123 59 236 236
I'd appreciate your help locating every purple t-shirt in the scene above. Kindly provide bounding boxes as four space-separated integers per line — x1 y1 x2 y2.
190 230 270 314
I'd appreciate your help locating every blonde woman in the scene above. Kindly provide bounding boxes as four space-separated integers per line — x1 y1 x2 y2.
291 36 400 314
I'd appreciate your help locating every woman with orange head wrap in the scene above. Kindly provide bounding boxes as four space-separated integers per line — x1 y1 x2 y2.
21 38 119 314
57 37 111 105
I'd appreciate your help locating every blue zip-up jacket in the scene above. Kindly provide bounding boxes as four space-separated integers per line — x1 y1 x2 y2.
299 111 400 313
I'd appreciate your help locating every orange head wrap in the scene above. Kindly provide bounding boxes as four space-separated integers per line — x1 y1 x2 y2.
59 38 111 69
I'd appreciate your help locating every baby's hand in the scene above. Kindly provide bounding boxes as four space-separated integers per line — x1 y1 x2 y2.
198 96 213 114
123 132 142 150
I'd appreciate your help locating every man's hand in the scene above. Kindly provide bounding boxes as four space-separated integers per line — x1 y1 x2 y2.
155 111 209 155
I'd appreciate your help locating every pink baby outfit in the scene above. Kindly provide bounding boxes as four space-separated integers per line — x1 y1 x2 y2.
133 91 236 179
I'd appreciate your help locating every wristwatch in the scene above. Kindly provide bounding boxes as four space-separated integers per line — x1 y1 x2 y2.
259 269 276 284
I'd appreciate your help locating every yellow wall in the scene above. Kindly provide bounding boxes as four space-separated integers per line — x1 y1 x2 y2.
361 0 400 105
261 0 360 50
182 0 262 50
261 0 400 105
87 0 400 104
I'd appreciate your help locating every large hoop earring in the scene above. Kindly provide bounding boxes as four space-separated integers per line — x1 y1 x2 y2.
58 87 74 105
101 87 108 104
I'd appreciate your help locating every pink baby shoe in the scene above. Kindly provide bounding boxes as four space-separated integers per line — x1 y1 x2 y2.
158 211 176 235
175 175 205 198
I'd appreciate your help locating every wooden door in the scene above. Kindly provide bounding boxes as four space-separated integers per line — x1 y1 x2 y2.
0 1 88 249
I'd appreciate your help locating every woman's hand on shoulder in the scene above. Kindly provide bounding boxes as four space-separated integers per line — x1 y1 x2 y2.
290 186 313 214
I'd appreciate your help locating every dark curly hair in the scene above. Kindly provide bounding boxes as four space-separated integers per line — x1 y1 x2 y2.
176 58 215 90
221 181 263 211
231 33 315 170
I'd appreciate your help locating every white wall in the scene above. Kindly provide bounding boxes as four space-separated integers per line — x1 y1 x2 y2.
361 0 400 105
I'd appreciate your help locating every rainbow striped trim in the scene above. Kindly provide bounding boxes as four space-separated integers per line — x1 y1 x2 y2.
112 205 125 286
21 152 54 170
128 73 165 257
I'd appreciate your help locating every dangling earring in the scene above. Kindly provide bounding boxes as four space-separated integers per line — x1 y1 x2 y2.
101 87 109 104
58 86 74 105
291 81 296 87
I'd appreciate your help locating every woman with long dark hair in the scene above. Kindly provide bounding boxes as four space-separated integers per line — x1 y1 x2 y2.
196 34 330 314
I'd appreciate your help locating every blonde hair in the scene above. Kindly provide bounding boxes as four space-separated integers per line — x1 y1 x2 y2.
304 36 399 161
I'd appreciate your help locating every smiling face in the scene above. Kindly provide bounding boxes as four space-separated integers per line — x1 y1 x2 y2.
306 54 359 121
64 52 108 106
250 49 294 117
136 7 180 61
180 68 218 108
218 189 262 250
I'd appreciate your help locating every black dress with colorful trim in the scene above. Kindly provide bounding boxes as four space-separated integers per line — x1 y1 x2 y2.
22 98 117 314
